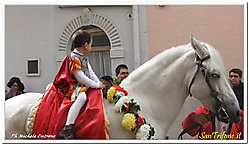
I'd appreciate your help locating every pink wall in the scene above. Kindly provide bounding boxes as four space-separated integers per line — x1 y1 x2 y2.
145 5 244 75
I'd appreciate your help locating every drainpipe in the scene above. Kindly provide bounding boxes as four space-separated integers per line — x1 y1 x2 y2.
132 5 140 69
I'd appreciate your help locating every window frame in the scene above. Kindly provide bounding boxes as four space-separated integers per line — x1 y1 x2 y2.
26 58 40 77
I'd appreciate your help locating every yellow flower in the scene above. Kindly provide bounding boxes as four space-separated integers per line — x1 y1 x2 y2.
121 113 137 131
107 87 118 103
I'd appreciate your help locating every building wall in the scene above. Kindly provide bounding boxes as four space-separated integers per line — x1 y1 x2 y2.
5 5 57 93
4 4 245 140
144 5 244 139
5 5 133 93
145 5 244 72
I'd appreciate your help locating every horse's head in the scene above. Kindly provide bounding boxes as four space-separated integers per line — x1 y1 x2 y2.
188 35 241 124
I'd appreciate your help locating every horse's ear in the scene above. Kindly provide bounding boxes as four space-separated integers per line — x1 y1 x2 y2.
190 35 210 59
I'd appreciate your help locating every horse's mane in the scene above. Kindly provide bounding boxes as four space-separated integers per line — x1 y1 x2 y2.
122 41 226 93
124 43 194 82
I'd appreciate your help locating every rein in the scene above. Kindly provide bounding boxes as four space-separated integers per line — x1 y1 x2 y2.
177 113 216 140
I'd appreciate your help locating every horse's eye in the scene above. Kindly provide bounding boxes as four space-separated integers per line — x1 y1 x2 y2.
211 74 220 78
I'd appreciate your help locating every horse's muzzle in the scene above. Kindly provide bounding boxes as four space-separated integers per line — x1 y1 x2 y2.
217 106 241 124
229 110 241 124
216 106 229 123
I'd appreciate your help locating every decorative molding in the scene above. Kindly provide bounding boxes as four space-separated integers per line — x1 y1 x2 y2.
110 48 124 59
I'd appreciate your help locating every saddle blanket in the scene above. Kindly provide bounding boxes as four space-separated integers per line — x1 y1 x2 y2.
27 84 106 139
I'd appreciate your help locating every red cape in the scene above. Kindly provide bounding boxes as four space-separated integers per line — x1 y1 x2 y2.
32 55 106 139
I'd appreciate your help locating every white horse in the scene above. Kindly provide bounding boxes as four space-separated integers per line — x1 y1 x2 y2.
5 36 241 140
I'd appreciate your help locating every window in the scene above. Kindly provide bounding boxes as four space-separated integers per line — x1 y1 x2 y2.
85 26 111 77
27 59 40 76
85 27 111 52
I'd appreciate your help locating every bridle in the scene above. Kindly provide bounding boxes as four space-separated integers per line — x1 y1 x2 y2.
178 52 230 140
188 53 229 120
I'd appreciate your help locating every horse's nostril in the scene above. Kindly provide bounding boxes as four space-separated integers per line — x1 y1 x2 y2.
233 110 242 124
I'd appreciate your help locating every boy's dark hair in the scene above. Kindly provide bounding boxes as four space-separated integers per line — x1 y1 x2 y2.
73 31 92 48
229 68 243 78
115 64 128 75
100 76 114 83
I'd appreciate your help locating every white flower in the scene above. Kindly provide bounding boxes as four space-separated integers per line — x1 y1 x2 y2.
114 96 130 112
136 124 151 140
115 91 126 98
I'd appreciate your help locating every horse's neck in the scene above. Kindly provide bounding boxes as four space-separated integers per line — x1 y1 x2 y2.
121 44 195 139
122 44 194 96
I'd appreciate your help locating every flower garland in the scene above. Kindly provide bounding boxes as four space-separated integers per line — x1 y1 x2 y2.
105 84 155 140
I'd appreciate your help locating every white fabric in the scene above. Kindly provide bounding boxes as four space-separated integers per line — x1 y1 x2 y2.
66 92 87 125
88 51 111 77
88 63 101 85
72 49 101 88
72 69 100 88
73 49 81 55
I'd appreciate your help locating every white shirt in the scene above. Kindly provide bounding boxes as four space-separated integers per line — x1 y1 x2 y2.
72 49 101 88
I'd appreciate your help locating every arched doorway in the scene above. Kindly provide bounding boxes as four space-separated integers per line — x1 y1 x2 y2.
57 8 124 77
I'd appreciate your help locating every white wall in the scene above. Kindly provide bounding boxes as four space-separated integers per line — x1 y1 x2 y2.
5 5 134 93
5 5 57 93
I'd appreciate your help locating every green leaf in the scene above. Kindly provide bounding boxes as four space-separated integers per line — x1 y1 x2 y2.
102 84 112 99
114 79 121 85
127 99 140 113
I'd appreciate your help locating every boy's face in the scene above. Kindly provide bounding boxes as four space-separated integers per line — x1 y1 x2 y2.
85 39 92 53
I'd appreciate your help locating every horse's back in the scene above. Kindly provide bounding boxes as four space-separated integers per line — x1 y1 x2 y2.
5 93 42 139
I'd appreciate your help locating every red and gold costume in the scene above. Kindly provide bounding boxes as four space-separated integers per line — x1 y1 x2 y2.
32 54 106 139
